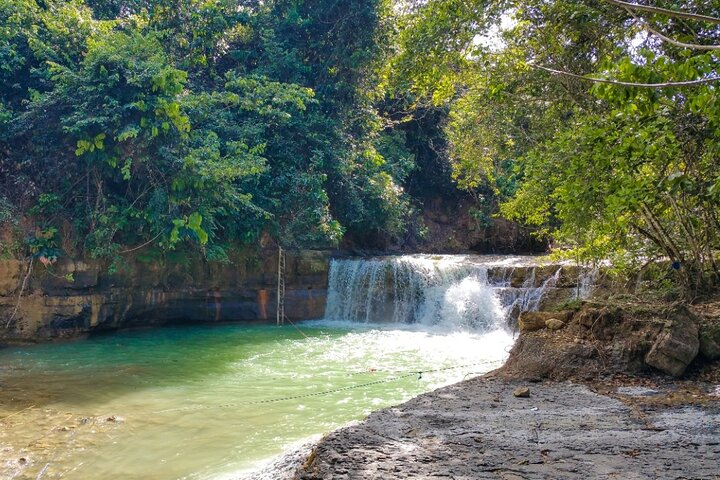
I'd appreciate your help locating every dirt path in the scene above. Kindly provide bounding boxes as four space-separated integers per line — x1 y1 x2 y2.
294 376 719 479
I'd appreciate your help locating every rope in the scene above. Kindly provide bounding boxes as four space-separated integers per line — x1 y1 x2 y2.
155 372 417 414
155 361 487 414
346 362 488 377
284 316 310 339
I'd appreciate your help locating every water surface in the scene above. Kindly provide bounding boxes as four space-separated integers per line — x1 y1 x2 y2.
0 322 512 479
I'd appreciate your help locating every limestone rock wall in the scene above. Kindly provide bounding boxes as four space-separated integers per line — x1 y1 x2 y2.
502 303 709 379
0 250 331 342
0 251 594 344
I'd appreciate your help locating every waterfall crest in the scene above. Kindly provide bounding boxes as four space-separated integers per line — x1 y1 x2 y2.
324 255 562 331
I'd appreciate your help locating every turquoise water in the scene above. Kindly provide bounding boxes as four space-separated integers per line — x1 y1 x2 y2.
0 322 512 479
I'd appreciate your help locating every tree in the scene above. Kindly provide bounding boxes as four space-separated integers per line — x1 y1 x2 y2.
0 0 420 264
390 0 720 295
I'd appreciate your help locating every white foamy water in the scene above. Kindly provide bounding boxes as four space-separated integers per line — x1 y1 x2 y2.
325 255 561 328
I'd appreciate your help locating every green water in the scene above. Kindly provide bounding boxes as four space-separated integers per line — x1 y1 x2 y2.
0 322 512 479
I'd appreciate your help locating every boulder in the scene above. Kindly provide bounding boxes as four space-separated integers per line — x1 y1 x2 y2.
512 387 530 398
644 307 700 377
545 318 565 331
518 311 573 332
699 323 720 360
575 307 623 340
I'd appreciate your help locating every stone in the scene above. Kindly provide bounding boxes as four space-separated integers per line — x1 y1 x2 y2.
510 267 531 288
644 307 700 377
293 377 720 480
545 318 565 331
537 287 574 311
616 386 660 397
518 311 573 332
512 387 530 398
556 265 582 288
292 251 330 276
698 324 720 360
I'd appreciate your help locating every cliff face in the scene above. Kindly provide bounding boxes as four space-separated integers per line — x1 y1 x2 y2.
416 198 547 254
0 250 330 342
0 250 592 343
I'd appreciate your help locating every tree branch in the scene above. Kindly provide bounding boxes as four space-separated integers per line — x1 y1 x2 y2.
119 232 163 254
6 257 34 329
602 0 720 25
623 7 720 51
529 63 720 88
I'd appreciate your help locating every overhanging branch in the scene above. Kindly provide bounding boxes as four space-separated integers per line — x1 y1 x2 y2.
530 63 720 88
603 0 720 25
623 7 720 51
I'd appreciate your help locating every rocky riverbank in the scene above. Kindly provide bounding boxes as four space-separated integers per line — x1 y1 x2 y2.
293 375 719 479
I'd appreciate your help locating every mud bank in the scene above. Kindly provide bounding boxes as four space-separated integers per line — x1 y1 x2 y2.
293 376 719 479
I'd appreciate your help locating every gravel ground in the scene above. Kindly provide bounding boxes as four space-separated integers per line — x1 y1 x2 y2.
290 376 720 479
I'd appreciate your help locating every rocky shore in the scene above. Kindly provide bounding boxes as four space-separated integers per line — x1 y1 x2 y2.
292 376 719 479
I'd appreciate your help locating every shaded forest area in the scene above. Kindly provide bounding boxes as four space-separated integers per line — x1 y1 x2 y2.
1 0 442 262
1 0 719 297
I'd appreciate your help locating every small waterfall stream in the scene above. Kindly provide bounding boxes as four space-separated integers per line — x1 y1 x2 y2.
324 255 563 330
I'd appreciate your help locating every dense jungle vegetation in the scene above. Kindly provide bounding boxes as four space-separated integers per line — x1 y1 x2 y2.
1 0 719 296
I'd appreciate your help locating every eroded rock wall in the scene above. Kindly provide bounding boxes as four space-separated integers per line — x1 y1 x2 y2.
0 250 331 342
0 251 594 343
502 302 712 379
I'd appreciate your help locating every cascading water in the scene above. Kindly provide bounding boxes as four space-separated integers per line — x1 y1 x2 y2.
575 265 600 300
324 255 562 331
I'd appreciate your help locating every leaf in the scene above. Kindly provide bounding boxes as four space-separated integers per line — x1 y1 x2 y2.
187 212 209 244
117 126 140 142
94 133 106 150
121 158 132 180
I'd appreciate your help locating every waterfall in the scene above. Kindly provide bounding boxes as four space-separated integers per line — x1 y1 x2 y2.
324 255 563 331
575 266 599 300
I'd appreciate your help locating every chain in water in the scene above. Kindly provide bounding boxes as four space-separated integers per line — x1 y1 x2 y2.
155 362 487 414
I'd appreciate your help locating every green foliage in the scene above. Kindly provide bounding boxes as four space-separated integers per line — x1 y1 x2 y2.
0 196 17 223
26 226 61 261
1 0 424 260
392 0 720 295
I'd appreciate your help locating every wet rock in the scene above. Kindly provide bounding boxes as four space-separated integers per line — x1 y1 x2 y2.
556 265 582 288
513 387 530 398
537 287 575 311
644 307 700 377
545 318 565 331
